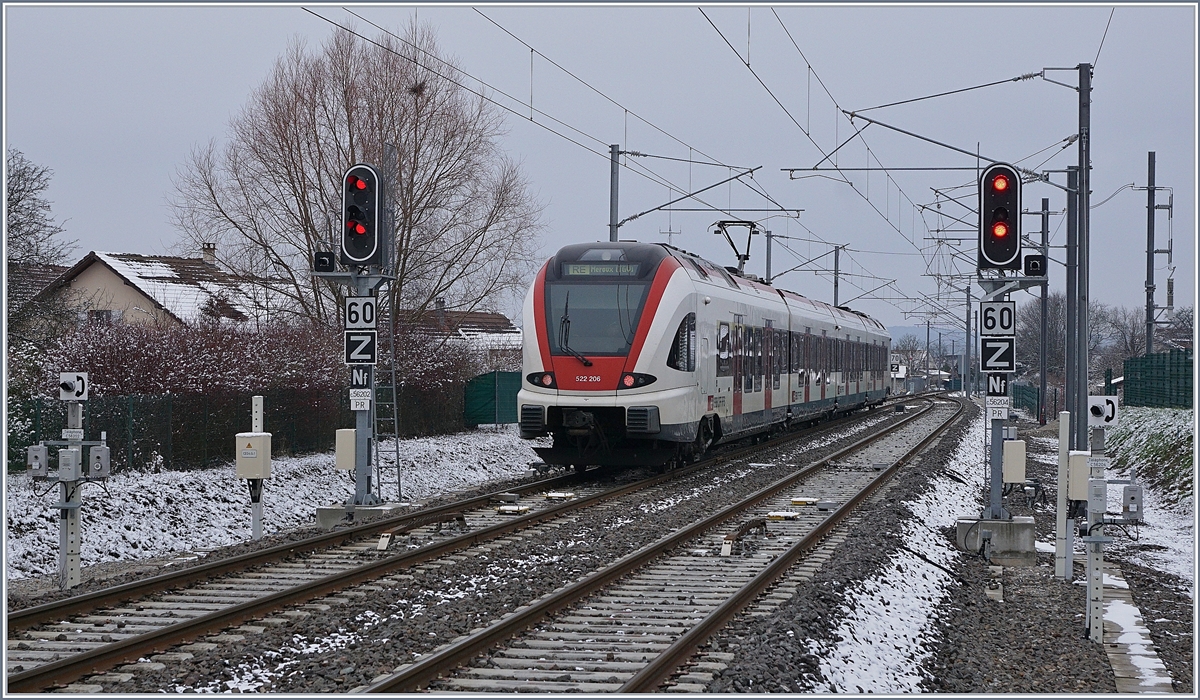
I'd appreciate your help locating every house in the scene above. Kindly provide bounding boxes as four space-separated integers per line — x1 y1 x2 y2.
7 261 70 311
408 302 522 369
31 246 275 325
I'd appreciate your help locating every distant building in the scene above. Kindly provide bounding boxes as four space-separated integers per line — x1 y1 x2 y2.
408 301 522 369
31 247 281 326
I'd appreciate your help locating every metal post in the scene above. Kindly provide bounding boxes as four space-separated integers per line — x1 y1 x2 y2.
385 143 398 275
1055 410 1072 578
965 287 971 396
1040 197 1050 425
1065 167 1079 449
249 395 265 541
1145 151 1156 355
1076 63 1092 454
1085 441 1107 643
353 272 376 506
609 144 620 242
59 402 83 589
764 230 772 284
832 245 840 307
972 309 979 394
988 412 1004 519
925 319 930 384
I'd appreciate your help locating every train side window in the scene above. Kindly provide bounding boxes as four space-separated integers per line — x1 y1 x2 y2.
743 326 754 392
686 257 708 279
667 313 697 372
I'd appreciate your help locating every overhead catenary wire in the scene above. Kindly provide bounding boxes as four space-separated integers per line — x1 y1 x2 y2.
327 8 746 222
703 9 948 318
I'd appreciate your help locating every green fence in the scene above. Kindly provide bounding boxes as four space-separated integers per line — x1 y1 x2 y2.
463 371 521 425
12 389 351 473
1123 349 1193 408
1013 384 1039 416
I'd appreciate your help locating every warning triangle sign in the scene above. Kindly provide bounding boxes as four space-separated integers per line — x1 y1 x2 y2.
246 442 253 449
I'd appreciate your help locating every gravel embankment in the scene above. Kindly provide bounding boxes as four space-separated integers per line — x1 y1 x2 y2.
51 409 909 692
702 400 1127 693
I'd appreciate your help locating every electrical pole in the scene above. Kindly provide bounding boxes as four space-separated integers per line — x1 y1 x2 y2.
765 230 773 284
609 144 620 242
1076 63 1092 454
1040 197 1050 426
965 287 971 396
833 245 841 307
1065 166 1079 449
1145 151 1156 355
925 319 931 385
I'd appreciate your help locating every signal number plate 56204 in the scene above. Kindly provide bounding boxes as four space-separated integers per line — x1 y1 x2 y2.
576 375 602 383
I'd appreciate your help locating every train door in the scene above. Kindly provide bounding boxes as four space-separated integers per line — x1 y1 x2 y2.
716 321 732 418
819 331 827 401
763 322 773 410
803 328 811 404
732 318 744 418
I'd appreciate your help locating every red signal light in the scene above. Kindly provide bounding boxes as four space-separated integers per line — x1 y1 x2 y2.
991 174 1009 192
622 374 635 388
355 178 367 190
347 175 359 188
991 222 1009 238
541 373 553 386
354 223 366 235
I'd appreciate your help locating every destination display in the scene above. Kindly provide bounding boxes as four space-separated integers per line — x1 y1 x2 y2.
562 262 640 277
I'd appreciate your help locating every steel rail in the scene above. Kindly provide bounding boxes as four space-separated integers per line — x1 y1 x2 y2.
9 393 912 631
621 396 965 691
7 399 906 693
6 472 583 631
363 396 943 693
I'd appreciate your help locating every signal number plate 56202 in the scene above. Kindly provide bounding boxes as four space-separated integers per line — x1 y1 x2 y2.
576 375 602 383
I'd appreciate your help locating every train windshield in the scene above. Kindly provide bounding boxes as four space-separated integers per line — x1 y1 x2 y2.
545 282 650 356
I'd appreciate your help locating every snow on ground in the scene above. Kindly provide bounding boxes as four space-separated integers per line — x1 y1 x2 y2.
809 412 988 693
4 425 544 581
1104 470 1194 592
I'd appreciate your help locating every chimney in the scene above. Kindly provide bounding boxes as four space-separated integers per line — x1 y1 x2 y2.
435 297 446 329
201 243 217 267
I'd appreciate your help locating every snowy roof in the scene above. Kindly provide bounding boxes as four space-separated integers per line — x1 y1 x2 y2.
38 251 275 324
410 310 522 350
5 261 70 309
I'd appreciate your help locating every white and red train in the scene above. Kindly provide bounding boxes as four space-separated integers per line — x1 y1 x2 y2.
518 242 891 468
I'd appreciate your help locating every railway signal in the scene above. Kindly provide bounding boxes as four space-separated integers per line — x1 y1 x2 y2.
341 164 382 267
978 163 1022 270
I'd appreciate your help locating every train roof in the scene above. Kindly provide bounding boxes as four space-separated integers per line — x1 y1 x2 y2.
657 243 889 335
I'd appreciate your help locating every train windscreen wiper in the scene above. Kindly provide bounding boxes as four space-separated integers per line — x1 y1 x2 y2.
557 292 593 367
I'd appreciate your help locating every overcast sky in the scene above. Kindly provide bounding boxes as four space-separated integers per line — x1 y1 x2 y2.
4 3 1195 331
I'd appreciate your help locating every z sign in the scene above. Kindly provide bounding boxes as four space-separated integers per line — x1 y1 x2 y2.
979 337 1016 372
344 331 377 365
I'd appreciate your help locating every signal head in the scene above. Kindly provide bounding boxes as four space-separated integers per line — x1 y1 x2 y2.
340 164 383 266
978 163 1022 270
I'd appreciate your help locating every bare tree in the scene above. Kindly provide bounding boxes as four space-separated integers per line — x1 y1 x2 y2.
893 334 922 372
5 147 76 266
170 21 542 327
1016 291 1107 384
1159 305 1193 350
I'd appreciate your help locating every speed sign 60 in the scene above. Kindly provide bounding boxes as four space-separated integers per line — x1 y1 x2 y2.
344 297 377 330
980 301 1016 336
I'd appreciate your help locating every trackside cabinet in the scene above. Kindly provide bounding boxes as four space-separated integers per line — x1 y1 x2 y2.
235 432 272 479
1002 439 1026 484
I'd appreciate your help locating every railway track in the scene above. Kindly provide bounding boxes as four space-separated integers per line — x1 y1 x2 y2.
6 396 925 693
367 396 962 692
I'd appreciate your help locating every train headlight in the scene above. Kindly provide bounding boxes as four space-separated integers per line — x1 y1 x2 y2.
526 372 557 389
618 373 657 389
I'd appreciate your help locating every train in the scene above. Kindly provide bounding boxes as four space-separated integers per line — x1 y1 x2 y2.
517 241 892 468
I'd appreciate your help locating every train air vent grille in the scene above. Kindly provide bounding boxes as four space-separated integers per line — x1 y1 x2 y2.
626 406 660 434
520 405 545 434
